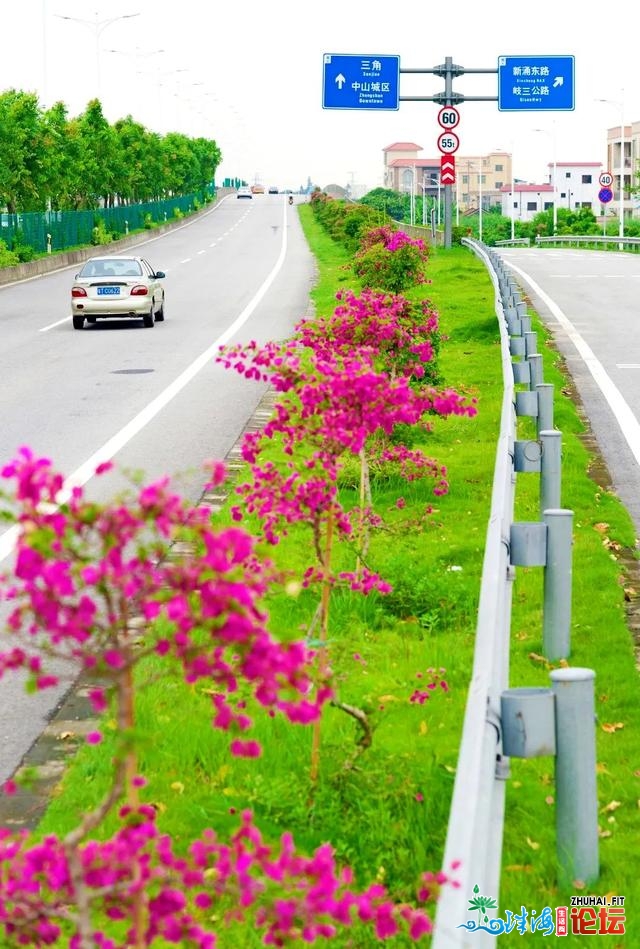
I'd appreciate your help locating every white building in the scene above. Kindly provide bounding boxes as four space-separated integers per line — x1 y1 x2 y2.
501 162 603 223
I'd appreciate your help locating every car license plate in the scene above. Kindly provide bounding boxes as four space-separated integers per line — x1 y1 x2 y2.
97 286 120 296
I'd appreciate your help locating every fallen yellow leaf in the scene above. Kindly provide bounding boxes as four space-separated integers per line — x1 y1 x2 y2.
419 721 428 736
170 782 185 795
378 694 398 703
58 731 74 741
526 837 540 851
545 796 554 805
594 522 610 533
504 864 532 872
601 722 625 733
600 800 622 814
598 829 613 839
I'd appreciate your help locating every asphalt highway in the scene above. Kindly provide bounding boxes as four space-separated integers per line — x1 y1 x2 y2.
0 193 316 783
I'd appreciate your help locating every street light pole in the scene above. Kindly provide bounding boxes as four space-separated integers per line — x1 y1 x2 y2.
55 10 140 101
596 95 625 241
479 163 483 242
533 125 558 234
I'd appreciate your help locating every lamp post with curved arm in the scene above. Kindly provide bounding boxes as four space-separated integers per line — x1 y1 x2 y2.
55 10 140 101
595 94 625 241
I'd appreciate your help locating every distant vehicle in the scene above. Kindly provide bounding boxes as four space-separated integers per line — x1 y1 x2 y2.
237 187 253 199
251 184 265 194
70 255 165 330
268 186 279 194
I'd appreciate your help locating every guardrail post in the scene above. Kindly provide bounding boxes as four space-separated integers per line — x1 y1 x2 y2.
542 508 573 660
524 330 537 357
550 667 599 887
540 430 562 514
536 383 554 434
501 670 599 889
527 353 543 390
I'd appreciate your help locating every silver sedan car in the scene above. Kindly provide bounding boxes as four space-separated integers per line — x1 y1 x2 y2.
71 255 166 329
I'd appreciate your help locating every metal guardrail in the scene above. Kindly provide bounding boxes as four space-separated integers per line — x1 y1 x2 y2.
535 234 640 250
495 234 640 251
431 240 516 947
432 239 599 946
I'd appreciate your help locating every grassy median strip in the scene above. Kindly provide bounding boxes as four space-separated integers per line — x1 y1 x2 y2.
34 211 640 946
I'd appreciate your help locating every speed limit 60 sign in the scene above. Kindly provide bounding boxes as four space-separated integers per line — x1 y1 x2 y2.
438 106 460 129
437 131 459 154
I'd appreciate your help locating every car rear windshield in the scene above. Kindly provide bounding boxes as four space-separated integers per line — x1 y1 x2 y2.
81 260 142 277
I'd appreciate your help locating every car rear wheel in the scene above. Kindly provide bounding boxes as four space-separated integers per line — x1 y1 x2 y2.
143 309 154 328
72 315 85 330
155 300 165 322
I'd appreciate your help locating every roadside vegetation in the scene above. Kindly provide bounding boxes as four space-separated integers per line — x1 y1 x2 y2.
358 187 640 245
0 195 638 946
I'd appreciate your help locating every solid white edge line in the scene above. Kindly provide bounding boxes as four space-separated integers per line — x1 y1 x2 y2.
507 259 640 468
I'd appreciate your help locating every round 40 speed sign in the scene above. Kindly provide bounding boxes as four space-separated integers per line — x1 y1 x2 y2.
599 171 614 188
437 131 460 154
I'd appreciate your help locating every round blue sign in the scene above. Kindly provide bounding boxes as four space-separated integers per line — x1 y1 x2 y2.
599 187 613 204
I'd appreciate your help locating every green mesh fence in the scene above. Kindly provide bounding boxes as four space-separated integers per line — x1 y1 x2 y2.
0 187 215 256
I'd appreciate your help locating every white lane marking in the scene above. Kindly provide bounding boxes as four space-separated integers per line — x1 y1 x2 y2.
617 364 640 369
197 250 206 255
506 259 640 467
180 257 192 264
0 201 288 564
41 316 72 331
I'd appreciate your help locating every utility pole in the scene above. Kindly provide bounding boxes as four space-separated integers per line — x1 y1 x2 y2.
399 57 498 248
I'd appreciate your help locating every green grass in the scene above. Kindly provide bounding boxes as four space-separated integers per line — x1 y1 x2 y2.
31 211 640 947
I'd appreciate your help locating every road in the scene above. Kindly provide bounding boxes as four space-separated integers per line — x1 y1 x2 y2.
0 193 316 783
496 245 640 537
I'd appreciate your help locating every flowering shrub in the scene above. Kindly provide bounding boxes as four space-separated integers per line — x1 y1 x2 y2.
353 228 430 293
0 448 324 746
0 449 451 946
296 288 443 385
0 805 440 946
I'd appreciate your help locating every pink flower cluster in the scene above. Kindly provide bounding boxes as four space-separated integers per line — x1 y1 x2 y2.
0 448 328 743
410 668 450 705
0 807 434 946
216 283 476 572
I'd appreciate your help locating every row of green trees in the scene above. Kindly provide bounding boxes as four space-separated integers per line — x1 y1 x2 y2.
0 90 222 213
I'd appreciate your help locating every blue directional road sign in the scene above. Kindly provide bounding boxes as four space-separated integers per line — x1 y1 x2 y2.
322 54 400 111
498 55 575 112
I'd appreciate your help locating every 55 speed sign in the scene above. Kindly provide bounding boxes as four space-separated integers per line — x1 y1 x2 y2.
437 131 459 154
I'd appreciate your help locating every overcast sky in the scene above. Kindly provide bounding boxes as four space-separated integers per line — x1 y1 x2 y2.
2 0 638 194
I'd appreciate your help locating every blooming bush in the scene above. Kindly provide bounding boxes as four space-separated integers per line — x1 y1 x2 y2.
353 228 430 293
